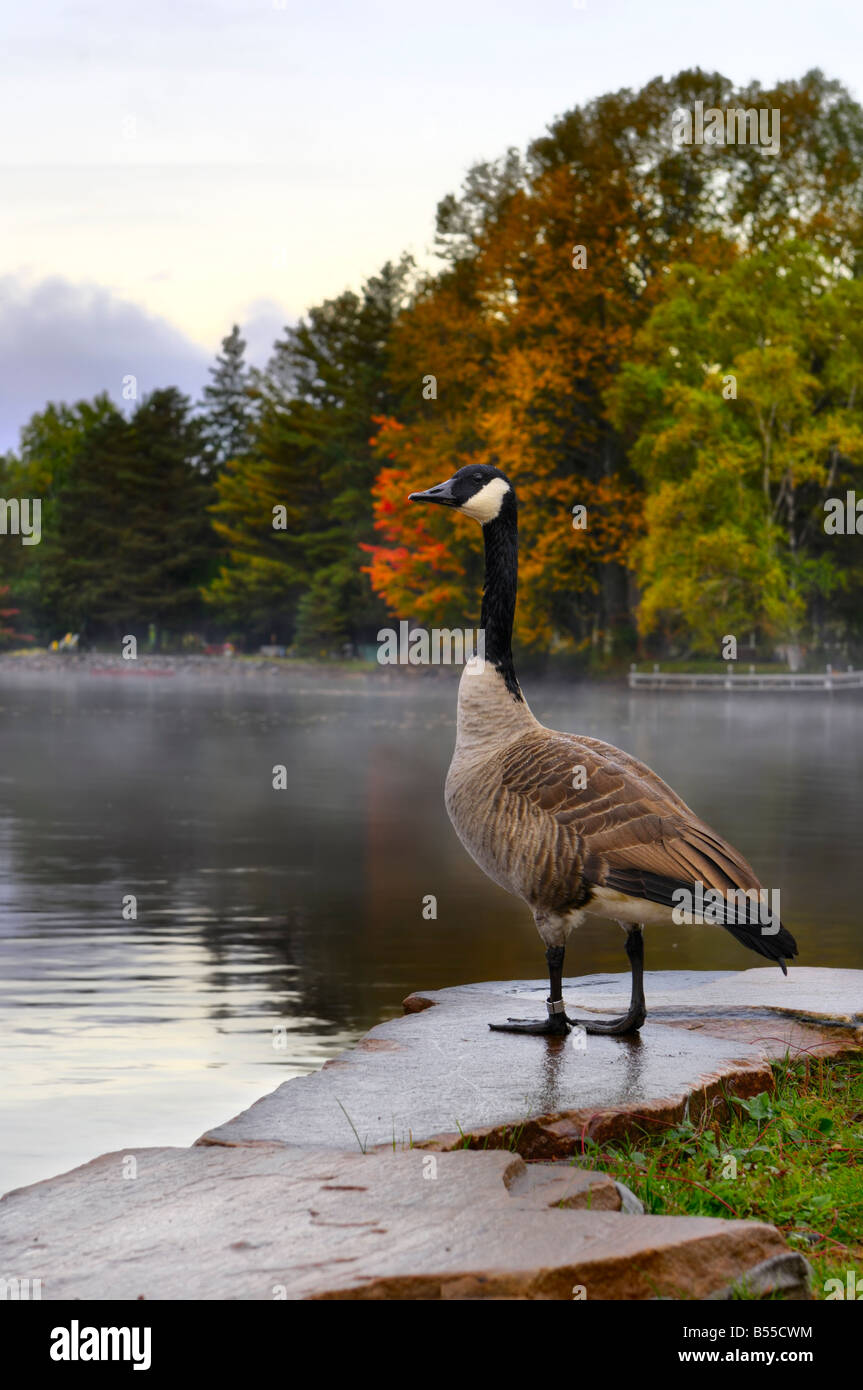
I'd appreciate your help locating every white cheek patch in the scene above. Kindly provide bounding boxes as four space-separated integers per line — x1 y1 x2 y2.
460 477 511 524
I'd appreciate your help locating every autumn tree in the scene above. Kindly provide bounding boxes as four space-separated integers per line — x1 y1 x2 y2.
365 69 863 664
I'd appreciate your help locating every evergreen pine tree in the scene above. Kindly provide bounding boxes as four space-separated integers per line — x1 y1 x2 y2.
40 405 136 639
206 259 412 649
42 390 216 645
122 389 216 645
200 325 253 475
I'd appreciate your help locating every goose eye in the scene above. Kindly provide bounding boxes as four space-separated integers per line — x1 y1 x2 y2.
473 473 483 481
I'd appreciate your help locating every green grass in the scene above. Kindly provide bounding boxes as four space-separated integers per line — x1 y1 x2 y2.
335 1098 368 1153
567 1056 863 1298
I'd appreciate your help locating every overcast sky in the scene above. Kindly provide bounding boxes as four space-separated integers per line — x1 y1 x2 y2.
1 0 861 451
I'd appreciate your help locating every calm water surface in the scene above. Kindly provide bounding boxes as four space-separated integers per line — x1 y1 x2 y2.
0 664 860 1194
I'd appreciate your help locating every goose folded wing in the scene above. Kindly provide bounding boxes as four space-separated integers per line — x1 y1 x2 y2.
497 734 790 944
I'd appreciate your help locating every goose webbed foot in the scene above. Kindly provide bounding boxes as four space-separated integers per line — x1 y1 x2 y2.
488 1012 570 1036
487 932 647 1039
487 1007 644 1037
565 1005 646 1037
565 926 646 1036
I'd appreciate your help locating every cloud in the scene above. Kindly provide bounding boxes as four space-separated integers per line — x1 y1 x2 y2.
236 297 294 371
0 277 299 452
0 275 210 452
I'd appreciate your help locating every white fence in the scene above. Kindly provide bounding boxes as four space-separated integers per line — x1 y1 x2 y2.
628 666 863 691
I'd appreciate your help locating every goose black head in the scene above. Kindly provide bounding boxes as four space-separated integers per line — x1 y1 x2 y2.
409 464 515 525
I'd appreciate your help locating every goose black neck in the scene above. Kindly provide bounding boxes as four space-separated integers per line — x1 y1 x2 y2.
480 495 522 701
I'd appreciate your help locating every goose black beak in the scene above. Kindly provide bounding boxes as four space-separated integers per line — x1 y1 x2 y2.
408 477 459 508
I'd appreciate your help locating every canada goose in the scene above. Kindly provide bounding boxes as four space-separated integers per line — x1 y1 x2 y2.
409 465 798 1037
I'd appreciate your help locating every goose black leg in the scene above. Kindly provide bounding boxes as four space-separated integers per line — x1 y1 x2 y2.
567 926 646 1036
488 929 647 1037
488 944 571 1035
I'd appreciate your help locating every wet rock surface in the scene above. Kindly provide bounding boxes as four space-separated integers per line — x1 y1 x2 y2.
199 968 863 1157
0 1145 806 1301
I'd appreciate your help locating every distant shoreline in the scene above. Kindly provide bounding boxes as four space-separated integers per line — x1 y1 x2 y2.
0 650 464 684
1 649 850 689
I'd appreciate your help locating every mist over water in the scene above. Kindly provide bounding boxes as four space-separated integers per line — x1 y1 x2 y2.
0 664 860 1194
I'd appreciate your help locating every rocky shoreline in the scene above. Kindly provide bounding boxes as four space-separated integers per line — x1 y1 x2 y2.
0 649 463 686
1 966 860 1300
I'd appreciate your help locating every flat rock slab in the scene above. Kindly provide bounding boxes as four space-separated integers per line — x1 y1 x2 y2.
557 966 863 1027
199 968 863 1158
0 1145 807 1301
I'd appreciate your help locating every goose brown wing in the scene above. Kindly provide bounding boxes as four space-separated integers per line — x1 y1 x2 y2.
496 732 797 965
498 731 750 892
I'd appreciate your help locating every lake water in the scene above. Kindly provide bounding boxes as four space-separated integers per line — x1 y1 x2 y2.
0 662 860 1195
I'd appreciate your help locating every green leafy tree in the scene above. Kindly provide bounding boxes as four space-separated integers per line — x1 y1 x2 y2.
606 244 863 654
